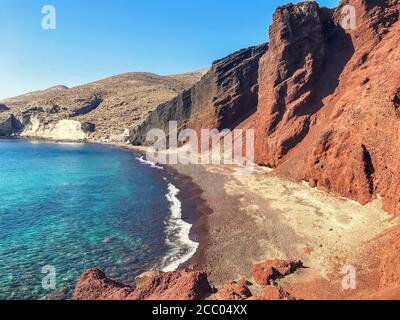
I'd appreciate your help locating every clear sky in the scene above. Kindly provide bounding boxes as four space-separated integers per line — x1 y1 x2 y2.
0 0 339 100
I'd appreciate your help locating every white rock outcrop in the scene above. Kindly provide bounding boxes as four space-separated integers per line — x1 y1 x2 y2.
21 116 88 141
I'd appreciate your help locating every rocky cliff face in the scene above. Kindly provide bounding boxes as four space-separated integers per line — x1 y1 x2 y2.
129 44 267 145
254 1 333 166
0 115 22 136
260 0 400 217
131 0 400 217
264 0 400 216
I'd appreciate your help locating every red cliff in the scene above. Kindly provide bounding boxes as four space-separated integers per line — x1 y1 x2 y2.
255 0 400 216
131 0 400 217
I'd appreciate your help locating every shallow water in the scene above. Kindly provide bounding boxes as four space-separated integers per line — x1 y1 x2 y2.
0 139 195 300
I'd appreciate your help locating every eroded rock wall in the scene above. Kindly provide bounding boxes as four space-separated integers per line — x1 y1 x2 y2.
130 0 400 216
256 0 400 215
129 44 267 145
0 115 21 136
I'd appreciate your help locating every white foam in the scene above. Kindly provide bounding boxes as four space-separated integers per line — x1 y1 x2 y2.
161 183 199 272
135 156 164 170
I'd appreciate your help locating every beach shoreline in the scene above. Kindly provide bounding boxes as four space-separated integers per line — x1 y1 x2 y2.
8 137 400 299
158 158 398 299
1 137 210 285
83 141 212 274
53 140 400 298
104 143 213 274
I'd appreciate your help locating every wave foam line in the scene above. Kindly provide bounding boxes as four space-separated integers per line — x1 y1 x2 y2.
135 156 164 170
161 183 199 272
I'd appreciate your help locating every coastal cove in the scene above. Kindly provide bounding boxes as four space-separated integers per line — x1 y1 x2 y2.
1 0 400 301
0 138 203 300
1 137 398 300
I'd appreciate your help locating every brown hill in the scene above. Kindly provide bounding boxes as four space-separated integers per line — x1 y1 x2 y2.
0 70 207 140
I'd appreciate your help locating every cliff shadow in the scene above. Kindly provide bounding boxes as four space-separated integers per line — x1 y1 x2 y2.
298 25 355 117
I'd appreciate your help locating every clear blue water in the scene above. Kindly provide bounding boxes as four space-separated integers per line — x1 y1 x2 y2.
0 139 177 300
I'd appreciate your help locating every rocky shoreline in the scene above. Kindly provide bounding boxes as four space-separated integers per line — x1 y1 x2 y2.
72 142 400 300
3 134 400 300
2 0 400 300
73 259 304 301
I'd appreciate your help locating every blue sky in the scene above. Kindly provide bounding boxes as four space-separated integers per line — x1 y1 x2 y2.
0 0 339 100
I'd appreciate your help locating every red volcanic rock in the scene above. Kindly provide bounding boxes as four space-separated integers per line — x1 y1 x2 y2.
135 270 164 288
73 268 133 300
74 269 213 301
255 1 327 167
127 270 213 300
263 286 294 301
362 287 400 300
246 296 264 301
308 179 318 188
218 279 252 300
254 0 400 216
379 230 400 289
129 1 400 218
252 259 303 285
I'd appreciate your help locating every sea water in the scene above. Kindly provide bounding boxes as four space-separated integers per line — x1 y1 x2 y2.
0 139 197 300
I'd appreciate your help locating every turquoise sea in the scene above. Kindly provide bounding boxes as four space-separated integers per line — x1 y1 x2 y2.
0 139 197 300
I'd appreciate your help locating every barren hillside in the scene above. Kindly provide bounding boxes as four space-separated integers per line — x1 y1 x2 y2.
0 70 207 140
